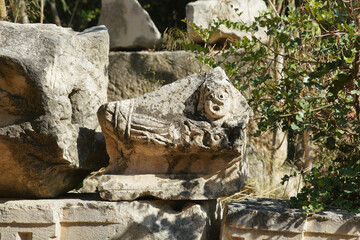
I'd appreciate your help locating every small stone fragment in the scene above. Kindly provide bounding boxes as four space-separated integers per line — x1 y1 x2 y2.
98 0 162 50
186 0 267 44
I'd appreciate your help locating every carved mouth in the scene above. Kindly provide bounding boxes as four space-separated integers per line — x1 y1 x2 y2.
213 105 220 111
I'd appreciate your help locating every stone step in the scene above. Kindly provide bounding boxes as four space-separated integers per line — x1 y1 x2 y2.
221 198 360 240
0 194 221 240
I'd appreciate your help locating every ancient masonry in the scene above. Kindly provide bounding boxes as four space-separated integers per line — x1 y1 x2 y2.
1 0 360 238
0 20 251 239
97 67 252 201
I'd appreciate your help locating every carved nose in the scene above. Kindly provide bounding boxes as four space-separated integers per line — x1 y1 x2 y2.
213 97 223 105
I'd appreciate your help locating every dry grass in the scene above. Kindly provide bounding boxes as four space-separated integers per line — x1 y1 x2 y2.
220 180 288 208
162 27 193 51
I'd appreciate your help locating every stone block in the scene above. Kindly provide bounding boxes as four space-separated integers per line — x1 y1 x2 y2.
0 195 220 240
98 68 252 200
97 67 253 200
98 0 162 50
108 51 210 101
98 160 247 201
186 0 267 44
221 198 360 240
246 129 302 199
0 22 109 197
80 51 210 194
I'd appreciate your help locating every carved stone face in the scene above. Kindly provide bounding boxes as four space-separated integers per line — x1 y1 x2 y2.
203 84 232 120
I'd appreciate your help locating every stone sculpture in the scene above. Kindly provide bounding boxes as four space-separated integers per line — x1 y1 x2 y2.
97 67 253 200
0 21 109 197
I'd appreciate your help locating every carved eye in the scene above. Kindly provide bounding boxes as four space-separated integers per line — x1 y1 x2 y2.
219 92 228 100
214 135 220 141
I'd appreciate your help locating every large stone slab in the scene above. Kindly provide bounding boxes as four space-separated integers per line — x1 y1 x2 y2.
108 51 210 101
221 198 360 240
99 160 247 201
98 0 162 50
186 0 267 44
0 195 220 240
0 22 109 197
97 67 252 200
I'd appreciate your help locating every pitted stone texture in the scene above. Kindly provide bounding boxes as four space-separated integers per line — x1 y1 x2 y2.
186 0 267 44
97 67 252 200
0 22 109 197
98 0 162 50
0 196 219 240
108 51 210 101
221 198 360 240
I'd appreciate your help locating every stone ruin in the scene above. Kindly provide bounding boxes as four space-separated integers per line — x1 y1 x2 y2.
221 198 360 240
0 21 109 198
1 4 359 238
0 20 252 239
97 67 252 201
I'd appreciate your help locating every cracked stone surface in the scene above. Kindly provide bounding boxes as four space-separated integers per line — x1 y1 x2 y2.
0 22 109 197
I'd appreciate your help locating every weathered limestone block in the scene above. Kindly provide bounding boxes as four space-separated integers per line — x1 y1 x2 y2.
246 145 302 198
108 51 210 101
246 126 302 198
221 198 360 240
0 196 220 240
97 67 253 200
0 21 109 197
98 0 162 50
82 51 208 194
186 0 267 44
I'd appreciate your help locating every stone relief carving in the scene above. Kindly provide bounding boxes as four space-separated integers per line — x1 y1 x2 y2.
97 67 252 200
100 76 246 152
105 100 180 146
198 78 234 123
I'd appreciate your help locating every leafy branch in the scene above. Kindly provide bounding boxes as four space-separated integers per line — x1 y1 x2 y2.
187 0 360 214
